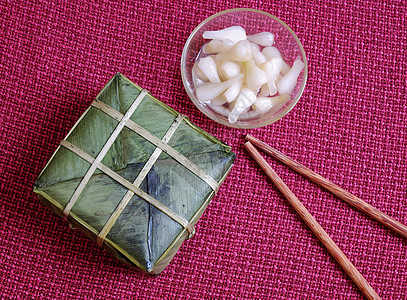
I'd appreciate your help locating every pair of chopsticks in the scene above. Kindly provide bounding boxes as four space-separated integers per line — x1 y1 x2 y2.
245 135 407 300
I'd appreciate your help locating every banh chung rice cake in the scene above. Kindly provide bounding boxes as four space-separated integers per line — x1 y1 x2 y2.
33 73 235 274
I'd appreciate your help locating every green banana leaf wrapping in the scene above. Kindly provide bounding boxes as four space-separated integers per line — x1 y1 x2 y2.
33 73 236 274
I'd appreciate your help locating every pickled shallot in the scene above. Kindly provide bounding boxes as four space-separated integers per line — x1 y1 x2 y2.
215 40 253 62
229 87 257 123
262 46 291 75
193 26 304 123
252 93 290 114
203 39 234 54
261 58 282 96
247 32 275 47
198 57 221 83
202 26 247 44
244 60 268 91
196 74 243 103
277 57 304 95
219 61 241 80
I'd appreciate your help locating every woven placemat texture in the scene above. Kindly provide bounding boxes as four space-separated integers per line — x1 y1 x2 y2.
1 0 406 299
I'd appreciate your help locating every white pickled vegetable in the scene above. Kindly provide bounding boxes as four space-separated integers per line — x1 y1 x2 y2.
219 61 241 80
281 62 291 76
210 95 228 106
203 26 247 44
244 60 268 91
262 46 291 75
210 105 231 118
223 78 243 103
261 58 282 96
262 46 281 59
229 101 250 115
198 56 221 83
228 87 257 123
250 42 260 51
251 44 267 67
247 32 274 47
259 84 270 97
192 63 209 81
192 64 208 89
204 39 234 54
276 73 283 83
196 74 243 103
215 40 253 62
252 93 290 114
277 58 304 95
195 26 300 123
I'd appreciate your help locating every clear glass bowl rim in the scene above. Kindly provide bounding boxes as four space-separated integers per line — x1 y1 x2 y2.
181 8 308 129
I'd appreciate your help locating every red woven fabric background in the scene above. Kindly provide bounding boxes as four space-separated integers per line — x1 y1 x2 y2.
1 0 406 299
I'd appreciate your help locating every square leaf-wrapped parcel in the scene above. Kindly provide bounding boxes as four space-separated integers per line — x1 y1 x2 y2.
33 73 235 274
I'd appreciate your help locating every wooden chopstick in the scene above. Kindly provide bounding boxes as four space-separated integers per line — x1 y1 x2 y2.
245 142 381 300
246 134 407 240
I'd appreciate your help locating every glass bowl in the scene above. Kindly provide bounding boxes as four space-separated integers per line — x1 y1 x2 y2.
181 8 308 129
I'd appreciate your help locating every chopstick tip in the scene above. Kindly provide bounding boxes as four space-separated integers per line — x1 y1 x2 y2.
245 134 253 141
244 141 255 152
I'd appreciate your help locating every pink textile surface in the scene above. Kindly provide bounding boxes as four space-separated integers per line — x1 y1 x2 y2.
1 0 406 299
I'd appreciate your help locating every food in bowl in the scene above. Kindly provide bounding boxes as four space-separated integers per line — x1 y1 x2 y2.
192 25 304 124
